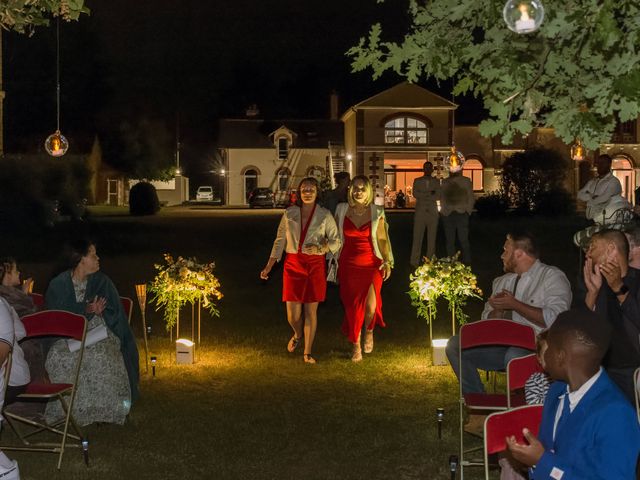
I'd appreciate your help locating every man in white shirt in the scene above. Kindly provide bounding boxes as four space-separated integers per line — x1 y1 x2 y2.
506 309 640 479
440 170 474 263
446 231 572 393
577 154 625 224
410 161 440 267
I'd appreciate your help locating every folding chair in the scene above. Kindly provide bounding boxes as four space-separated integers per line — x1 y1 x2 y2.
483 405 544 480
29 292 45 309
120 296 133 325
634 367 639 425
1 310 88 470
506 354 544 408
458 319 537 478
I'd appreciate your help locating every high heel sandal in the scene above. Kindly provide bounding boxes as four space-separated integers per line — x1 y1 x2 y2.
303 354 316 364
364 330 374 354
287 336 301 353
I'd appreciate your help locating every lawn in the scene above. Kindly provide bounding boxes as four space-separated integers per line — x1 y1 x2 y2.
0 208 587 479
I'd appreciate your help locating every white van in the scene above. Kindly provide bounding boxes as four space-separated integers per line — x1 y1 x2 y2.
196 186 214 201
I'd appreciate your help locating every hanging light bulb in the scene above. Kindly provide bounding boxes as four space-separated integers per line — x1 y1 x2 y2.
571 139 586 161
446 145 465 173
44 130 69 157
503 0 545 34
45 18 69 157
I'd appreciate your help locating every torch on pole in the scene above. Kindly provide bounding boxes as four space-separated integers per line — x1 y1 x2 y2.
135 284 150 373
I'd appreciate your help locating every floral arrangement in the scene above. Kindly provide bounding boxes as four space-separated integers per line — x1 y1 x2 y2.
409 253 482 331
149 254 223 330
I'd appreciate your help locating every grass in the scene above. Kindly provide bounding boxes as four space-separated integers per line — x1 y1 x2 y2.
1 207 587 479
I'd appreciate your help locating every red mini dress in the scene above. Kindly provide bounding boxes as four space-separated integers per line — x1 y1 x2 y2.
282 205 327 303
338 216 385 343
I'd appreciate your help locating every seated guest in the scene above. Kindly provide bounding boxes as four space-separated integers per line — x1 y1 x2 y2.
0 258 37 318
506 309 640 479
45 239 139 426
583 229 640 403
446 230 571 394
624 222 640 269
0 298 24 479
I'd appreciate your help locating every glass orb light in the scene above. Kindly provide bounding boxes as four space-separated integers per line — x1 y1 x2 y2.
445 146 466 173
503 0 545 34
44 130 69 157
571 139 586 161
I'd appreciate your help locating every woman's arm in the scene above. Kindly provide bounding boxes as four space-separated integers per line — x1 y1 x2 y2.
375 213 393 281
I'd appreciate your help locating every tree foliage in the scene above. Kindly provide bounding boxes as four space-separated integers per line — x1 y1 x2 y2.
349 0 640 149
500 147 569 212
1 0 88 33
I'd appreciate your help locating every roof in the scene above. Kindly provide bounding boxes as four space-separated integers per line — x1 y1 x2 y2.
343 82 457 120
217 119 343 149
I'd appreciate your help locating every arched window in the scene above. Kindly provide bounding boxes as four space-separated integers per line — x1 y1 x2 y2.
384 117 429 144
611 156 635 202
243 168 258 203
276 167 291 191
462 158 484 192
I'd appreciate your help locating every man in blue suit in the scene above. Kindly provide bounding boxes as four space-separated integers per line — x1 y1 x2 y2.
506 309 640 479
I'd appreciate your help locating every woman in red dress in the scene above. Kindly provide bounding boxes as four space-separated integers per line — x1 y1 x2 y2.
334 176 393 362
261 178 341 363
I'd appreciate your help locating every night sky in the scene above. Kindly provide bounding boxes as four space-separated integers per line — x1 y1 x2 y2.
3 0 483 176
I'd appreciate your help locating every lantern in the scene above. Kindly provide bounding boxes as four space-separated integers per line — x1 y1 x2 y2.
571 139 586 161
503 0 545 34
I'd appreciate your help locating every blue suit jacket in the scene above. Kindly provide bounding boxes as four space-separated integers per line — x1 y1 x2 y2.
531 370 640 479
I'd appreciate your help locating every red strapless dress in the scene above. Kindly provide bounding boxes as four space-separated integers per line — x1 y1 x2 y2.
282 205 326 303
338 216 385 343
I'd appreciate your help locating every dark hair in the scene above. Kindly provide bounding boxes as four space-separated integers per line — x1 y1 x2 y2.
63 238 96 270
548 309 612 361
507 230 540 258
0 257 16 284
597 154 612 166
294 177 320 207
536 329 548 356
334 171 350 183
423 161 433 170
592 229 629 260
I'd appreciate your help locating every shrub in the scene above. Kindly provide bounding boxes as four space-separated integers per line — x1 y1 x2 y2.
536 188 575 216
474 192 509 218
129 182 160 216
500 148 569 213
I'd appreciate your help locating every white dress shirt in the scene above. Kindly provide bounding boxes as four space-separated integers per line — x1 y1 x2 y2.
269 205 341 261
0 297 30 397
552 368 603 442
412 175 441 212
577 173 622 220
481 260 572 333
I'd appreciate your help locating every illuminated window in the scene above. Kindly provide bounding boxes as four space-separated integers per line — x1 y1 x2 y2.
276 167 291 191
384 117 429 144
277 137 289 159
462 158 484 192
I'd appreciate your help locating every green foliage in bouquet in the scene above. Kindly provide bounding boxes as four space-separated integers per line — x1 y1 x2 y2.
149 254 223 330
409 253 482 327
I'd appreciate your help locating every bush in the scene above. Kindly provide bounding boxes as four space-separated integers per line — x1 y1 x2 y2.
474 192 509 218
536 188 575 216
129 182 160 216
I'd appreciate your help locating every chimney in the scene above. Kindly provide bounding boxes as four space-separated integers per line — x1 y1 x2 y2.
329 90 339 121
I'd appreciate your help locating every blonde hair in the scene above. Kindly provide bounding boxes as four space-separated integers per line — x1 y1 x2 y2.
347 175 374 207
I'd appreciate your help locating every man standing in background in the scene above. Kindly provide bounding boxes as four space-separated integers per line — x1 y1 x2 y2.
410 161 440 267
440 169 474 263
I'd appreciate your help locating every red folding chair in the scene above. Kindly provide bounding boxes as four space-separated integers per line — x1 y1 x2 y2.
120 296 133 325
29 292 45 309
506 354 544 408
483 405 544 479
1 310 88 470
458 319 537 477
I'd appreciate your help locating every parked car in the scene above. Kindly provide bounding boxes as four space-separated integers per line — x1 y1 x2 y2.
196 186 214 202
249 188 275 208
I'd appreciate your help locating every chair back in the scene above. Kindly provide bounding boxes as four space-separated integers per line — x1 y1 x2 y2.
21 310 86 341
484 404 544 455
507 354 543 391
29 292 45 309
120 297 133 325
460 319 537 351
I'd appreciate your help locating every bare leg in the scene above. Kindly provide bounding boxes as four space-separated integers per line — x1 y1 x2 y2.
303 302 319 360
286 301 303 339
363 284 376 353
